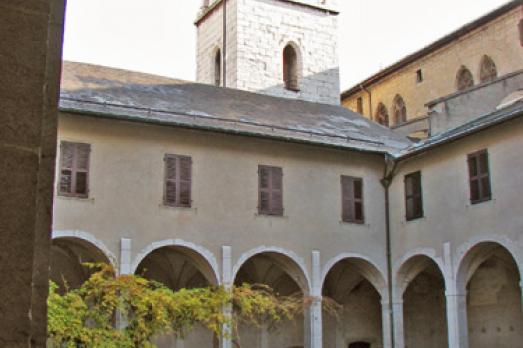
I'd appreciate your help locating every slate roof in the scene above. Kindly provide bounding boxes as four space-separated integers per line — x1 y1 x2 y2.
59 62 412 155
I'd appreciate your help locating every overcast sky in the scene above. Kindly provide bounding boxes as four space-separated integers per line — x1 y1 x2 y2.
63 0 509 90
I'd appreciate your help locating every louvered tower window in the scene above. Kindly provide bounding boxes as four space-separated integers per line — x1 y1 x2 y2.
214 49 221 87
59 141 91 198
283 44 299 91
164 154 192 207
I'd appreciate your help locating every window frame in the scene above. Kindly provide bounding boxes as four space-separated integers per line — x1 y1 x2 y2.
58 141 91 199
404 171 424 221
258 165 284 216
467 149 492 205
341 175 365 224
283 44 300 92
163 154 193 208
416 69 423 83
356 97 364 114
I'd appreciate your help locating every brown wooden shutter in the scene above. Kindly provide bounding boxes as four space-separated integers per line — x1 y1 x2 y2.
468 150 491 204
258 165 283 216
164 154 192 207
59 141 90 198
405 171 423 221
341 176 364 224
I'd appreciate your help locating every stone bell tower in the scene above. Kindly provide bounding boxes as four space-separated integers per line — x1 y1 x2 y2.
195 0 341 105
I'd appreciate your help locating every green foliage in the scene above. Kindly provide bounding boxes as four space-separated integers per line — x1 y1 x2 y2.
48 264 328 348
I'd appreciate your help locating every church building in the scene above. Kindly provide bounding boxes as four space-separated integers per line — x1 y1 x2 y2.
51 1 523 348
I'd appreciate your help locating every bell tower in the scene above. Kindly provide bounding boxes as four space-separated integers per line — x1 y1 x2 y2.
195 0 341 105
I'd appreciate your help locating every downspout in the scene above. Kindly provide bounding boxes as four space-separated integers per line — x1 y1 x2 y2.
222 0 227 88
360 84 372 119
381 153 397 348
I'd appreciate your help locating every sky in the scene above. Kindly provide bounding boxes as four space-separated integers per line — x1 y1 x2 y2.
63 0 510 90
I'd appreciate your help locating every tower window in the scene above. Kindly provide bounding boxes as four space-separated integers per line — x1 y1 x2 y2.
283 44 299 91
356 97 363 114
479 55 497 83
214 49 221 87
416 69 423 83
393 94 407 125
456 66 474 91
375 103 389 127
519 19 523 46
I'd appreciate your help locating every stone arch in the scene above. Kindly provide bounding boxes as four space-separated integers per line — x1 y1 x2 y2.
456 65 474 91
479 55 497 83
51 231 117 290
282 41 302 91
321 253 387 298
131 239 220 286
232 246 311 294
375 102 389 127
321 254 387 348
392 94 407 125
396 252 449 348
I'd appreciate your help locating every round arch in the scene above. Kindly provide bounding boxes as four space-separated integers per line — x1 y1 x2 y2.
52 230 117 270
394 249 447 296
321 253 387 298
131 239 220 286
232 246 311 294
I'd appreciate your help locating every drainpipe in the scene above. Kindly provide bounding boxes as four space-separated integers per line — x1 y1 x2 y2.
360 84 372 119
381 154 397 348
222 0 227 88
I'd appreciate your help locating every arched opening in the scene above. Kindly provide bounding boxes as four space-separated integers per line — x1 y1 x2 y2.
322 257 385 348
392 95 407 125
136 245 219 348
283 44 300 91
234 251 308 348
214 48 221 87
397 255 448 348
456 66 474 91
50 237 112 292
479 55 498 83
375 103 389 127
457 242 523 348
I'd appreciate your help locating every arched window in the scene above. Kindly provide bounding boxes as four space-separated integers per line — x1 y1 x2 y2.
393 94 407 125
456 66 474 91
283 44 299 91
214 49 221 87
375 103 389 127
479 55 497 83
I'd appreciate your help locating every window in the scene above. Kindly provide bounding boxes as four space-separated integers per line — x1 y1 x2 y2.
416 69 423 83
375 103 389 127
405 171 423 221
356 97 364 114
519 19 523 46
283 44 299 91
468 149 491 204
341 176 364 224
258 165 283 216
59 141 91 198
349 343 371 348
164 154 192 207
479 55 497 83
392 95 407 125
456 66 474 91
214 49 221 86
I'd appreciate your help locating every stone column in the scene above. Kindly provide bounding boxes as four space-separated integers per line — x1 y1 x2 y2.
120 238 133 275
392 299 405 348
0 0 66 347
445 288 468 348
221 246 233 348
381 300 392 348
308 250 323 348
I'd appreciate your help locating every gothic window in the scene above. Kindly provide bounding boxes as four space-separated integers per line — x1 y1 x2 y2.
283 44 299 91
214 49 221 87
375 103 389 127
392 95 407 125
456 66 474 91
479 55 497 83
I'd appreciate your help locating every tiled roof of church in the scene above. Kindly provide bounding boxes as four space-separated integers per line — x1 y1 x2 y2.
59 61 412 154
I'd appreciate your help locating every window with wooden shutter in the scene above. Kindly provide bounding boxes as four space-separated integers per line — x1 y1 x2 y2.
468 149 491 204
59 141 91 198
341 176 364 224
405 171 423 221
258 165 283 216
164 154 192 208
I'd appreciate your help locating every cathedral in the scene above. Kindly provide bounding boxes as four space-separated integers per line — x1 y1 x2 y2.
49 1 523 348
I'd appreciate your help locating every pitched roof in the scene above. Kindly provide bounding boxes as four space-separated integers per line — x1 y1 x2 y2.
59 62 411 154
341 0 522 100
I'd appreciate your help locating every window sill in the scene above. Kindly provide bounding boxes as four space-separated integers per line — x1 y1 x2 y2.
404 215 426 224
467 198 495 207
56 195 94 203
339 220 369 227
254 213 288 220
159 204 197 213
